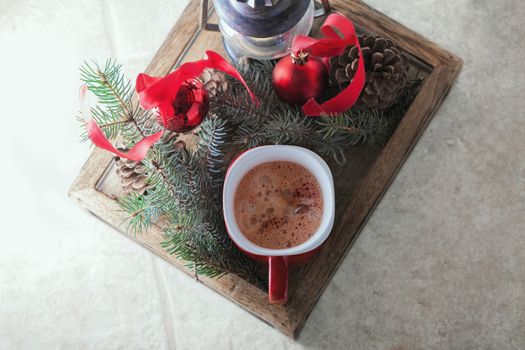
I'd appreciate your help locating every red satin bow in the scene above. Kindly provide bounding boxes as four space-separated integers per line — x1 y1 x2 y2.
81 51 257 161
292 13 365 116
137 50 259 116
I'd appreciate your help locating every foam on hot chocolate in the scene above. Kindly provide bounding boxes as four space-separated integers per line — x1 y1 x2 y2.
234 161 323 250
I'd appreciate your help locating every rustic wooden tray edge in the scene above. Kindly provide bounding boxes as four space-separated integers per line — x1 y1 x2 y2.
69 0 462 339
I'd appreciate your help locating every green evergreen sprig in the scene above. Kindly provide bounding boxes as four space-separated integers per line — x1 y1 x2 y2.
80 59 133 113
119 192 160 236
210 58 392 162
79 60 264 285
79 59 159 145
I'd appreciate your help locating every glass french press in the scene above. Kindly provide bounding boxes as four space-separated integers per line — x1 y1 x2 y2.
200 0 331 60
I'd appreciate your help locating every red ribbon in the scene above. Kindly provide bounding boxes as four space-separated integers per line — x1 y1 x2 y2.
137 50 259 114
292 13 365 116
81 51 257 161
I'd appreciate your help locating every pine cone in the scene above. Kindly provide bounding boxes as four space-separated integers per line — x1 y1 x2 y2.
330 34 408 111
199 69 229 97
115 157 150 195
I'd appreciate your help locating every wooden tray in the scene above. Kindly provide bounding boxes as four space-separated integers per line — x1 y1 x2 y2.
69 0 462 338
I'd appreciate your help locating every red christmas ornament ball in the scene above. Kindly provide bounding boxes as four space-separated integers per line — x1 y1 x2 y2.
272 50 329 106
155 79 209 132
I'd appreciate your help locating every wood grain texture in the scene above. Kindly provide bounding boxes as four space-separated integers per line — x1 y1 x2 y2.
69 0 462 338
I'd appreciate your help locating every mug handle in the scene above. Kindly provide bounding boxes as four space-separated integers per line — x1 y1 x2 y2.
269 256 288 304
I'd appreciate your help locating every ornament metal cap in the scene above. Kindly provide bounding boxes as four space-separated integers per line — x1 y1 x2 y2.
291 50 310 65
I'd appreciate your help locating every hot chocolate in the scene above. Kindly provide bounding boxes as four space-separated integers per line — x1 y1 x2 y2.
233 161 323 249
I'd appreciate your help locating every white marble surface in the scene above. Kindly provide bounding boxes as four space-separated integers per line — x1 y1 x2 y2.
1 0 524 349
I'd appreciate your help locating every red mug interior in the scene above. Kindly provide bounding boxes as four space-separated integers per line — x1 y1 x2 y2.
223 145 335 304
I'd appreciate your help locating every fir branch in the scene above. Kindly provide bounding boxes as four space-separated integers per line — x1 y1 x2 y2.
144 143 213 216
310 134 348 165
197 117 229 176
175 147 215 212
210 58 400 161
161 211 232 278
196 117 230 200
77 106 134 143
144 156 186 214
119 192 160 235
234 124 268 150
211 84 272 126
78 59 266 284
235 58 278 104
80 59 133 115
162 238 227 278
162 212 265 285
315 109 390 146
79 59 156 143
264 109 315 145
